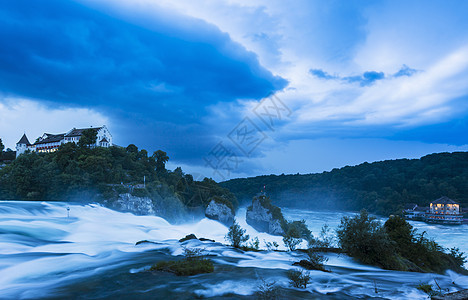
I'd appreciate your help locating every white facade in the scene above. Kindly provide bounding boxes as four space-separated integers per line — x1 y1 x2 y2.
15 142 28 156
16 126 113 157
96 126 112 148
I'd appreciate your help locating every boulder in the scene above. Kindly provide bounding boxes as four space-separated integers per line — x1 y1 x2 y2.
205 199 235 226
246 195 285 235
179 234 198 242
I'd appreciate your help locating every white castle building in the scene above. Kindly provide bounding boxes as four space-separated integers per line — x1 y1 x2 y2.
16 126 112 157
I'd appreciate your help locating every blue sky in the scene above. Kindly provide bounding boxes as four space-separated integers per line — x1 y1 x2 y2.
1 0 468 180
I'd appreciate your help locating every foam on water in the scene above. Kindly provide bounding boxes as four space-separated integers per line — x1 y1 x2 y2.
0 201 467 299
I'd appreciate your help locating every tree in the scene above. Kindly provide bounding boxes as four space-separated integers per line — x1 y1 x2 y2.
126 144 138 154
225 221 249 248
286 269 310 288
0 138 4 158
152 150 169 173
78 129 98 148
283 225 302 251
336 209 396 268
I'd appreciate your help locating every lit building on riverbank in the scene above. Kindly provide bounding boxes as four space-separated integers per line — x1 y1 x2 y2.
425 196 463 225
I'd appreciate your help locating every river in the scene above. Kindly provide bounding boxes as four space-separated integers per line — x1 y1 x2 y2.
0 201 467 299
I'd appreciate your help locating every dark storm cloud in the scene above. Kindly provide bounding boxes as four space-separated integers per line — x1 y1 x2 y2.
309 65 418 86
0 0 287 162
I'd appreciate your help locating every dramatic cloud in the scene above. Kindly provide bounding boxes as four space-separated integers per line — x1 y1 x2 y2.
1 0 468 179
0 0 286 156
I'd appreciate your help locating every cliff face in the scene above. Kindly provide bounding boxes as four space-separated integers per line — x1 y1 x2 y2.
246 195 285 235
205 199 234 226
109 193 186 222
112 193 156 215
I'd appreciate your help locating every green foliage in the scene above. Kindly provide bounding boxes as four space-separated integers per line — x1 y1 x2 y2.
448 247 467 267
221 152 468 215
264 240 279 251
152 150 169 174
416 282 443 297
283 225 302 251
225 221 249 248
293 250 329 272
150 258 213 276
0 138 4 156
336 212 468 274
384 216 467 273
287 220 311 239
247 237 260 250
255 278 282 300
182 247 204 260
336 210 401 269
0 144 236 213
77 129 98 148
150 247 214 276
306 251 328 268
310 224 335 248
286 269 310 289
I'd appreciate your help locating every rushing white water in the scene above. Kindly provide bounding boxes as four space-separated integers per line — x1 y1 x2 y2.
0 201 467 299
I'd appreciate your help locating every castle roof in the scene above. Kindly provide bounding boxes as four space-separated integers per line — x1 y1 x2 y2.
34 134 65 145
17 134 31 145
65 127 102 137
431 196 459 205
100 137 109 143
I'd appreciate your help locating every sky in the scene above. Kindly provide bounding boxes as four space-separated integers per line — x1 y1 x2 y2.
1 0 468 181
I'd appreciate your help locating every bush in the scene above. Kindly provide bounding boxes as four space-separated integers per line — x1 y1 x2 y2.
307 251 328 268
337 212 468 274
225 221 249 248
308 224 336 249
248 237 260 250
264 240 279 251
286 269 310 288
384 216 467 273
336 210 398 269
287 220 311 239
150 259 214 276
293 250 329 272
283 226 302 251
416 282 443 297
150 247 214 276
255 278 282 300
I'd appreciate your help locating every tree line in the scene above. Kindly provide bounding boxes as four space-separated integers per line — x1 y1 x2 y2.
220 152 468 215
0 140 237 210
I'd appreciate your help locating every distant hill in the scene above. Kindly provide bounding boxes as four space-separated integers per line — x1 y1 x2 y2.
220 152 468 215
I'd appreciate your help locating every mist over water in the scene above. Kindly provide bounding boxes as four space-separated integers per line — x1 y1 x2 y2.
1 201 467 299
282 208 468 259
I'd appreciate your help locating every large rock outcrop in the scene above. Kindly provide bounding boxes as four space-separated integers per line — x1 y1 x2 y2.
113 193 156 215
246 195 286 235
205 198 235 226
108 191 187 222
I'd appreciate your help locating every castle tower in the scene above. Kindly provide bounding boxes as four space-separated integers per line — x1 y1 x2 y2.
16 133 31 157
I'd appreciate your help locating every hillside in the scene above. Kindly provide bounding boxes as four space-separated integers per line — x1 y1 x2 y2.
220 152 468 215
0 143 237 215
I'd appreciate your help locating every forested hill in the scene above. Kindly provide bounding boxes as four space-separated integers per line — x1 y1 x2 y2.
220 152 468 215
0 142 237 212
